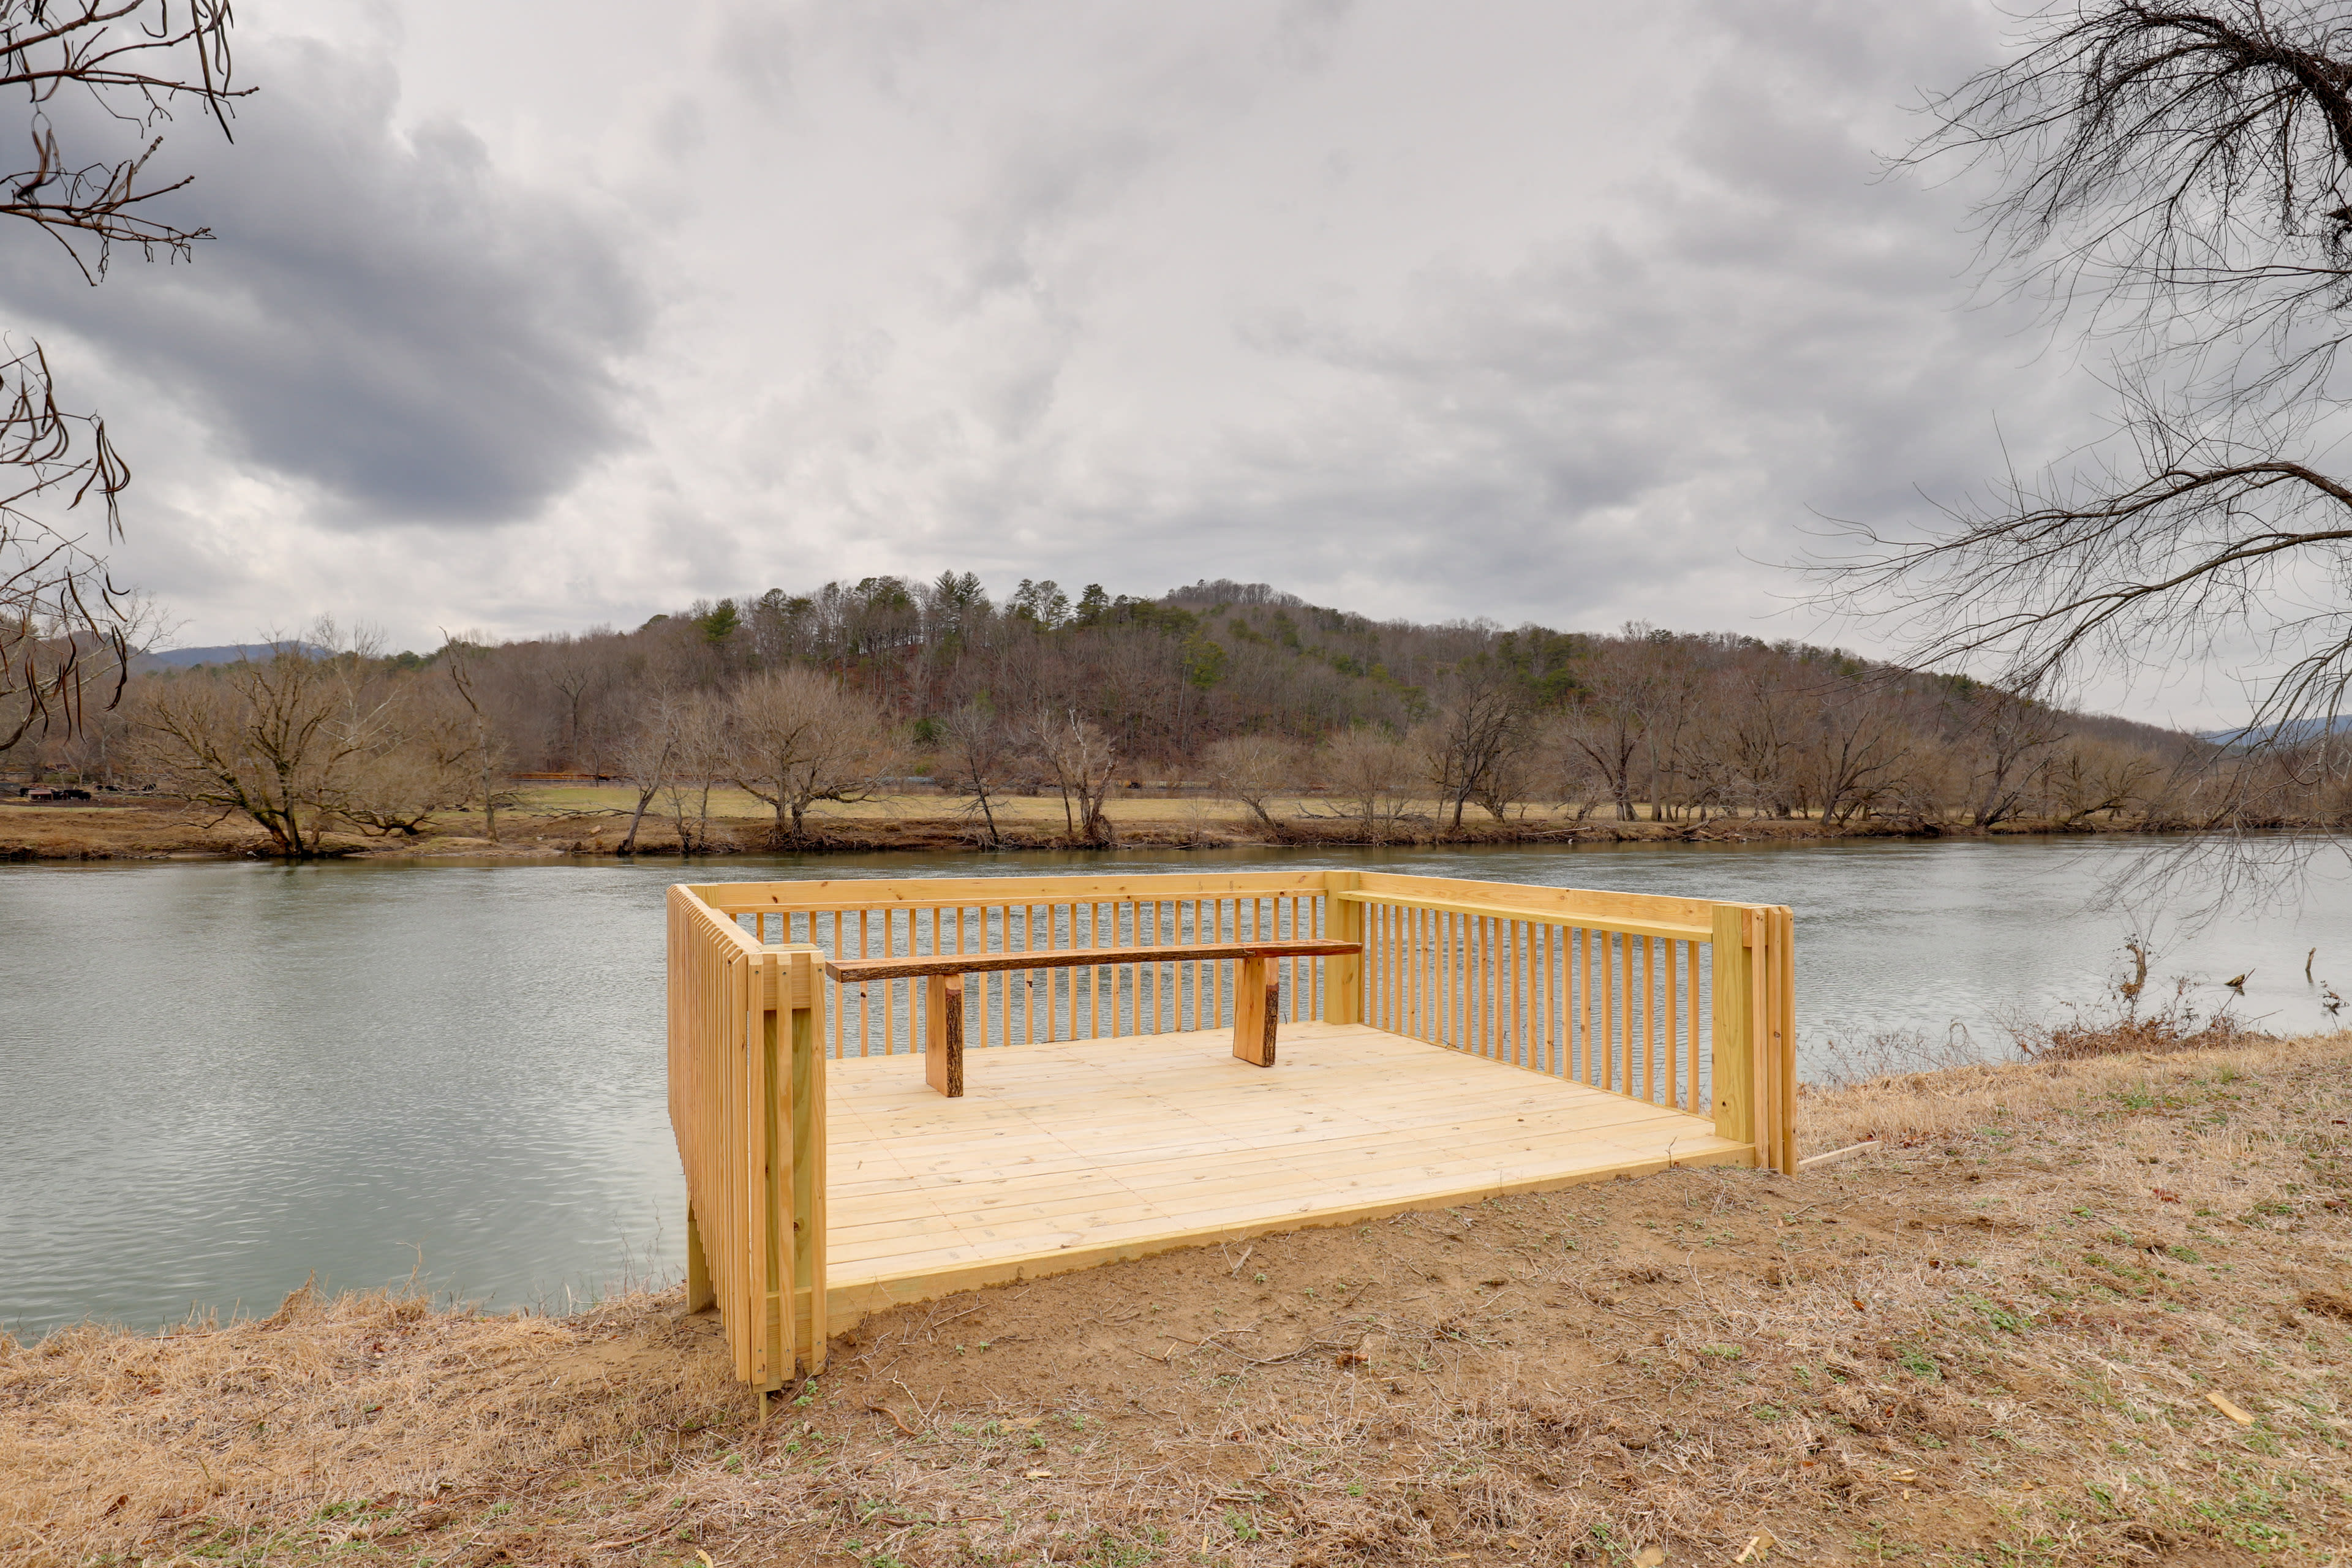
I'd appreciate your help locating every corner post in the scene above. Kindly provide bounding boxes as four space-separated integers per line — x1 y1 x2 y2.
753 949 788 1394
1709 905 1758 1163
1324 873 1363 1025
785 946 829 1373
684 1200 714 1314
1771 907 1796 1174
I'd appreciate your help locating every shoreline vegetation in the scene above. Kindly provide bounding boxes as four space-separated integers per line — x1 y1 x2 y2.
17 579 2283 868
7 1029 2349 1565
0 788 2230 863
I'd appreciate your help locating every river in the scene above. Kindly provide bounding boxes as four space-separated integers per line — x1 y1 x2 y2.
6 835 2348 1338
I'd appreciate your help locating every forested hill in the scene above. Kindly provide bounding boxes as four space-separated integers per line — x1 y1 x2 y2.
363 572 2199 827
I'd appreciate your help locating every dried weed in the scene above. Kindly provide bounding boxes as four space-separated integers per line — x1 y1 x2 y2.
6 1034 2351 1566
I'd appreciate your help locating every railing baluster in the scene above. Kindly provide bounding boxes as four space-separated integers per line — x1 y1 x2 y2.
1463 913 1477 1054
1548 923 1563 1076
1515 919 1529 1067
1486 914 1496 1057
1603 930 1619 1092
1689 937 1705 1113
1664 937 1679 1107
1499 917 1511 1061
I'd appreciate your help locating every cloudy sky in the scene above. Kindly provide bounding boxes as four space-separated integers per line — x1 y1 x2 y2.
4 2 2157 703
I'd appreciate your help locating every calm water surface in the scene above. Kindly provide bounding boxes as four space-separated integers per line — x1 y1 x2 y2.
6 836 2349 1336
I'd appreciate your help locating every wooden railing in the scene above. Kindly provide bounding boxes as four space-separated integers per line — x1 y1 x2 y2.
1336 872 1796 1171
693 872 1342 1058
669 869 1795 1388
666 887 827 1390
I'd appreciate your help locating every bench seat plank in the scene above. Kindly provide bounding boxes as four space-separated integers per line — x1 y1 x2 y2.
823 940 1359 984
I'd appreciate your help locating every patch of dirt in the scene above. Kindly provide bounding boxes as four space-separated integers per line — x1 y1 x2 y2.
0 794 2191 861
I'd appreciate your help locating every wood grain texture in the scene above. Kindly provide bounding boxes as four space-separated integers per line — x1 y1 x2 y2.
823 939 1359 983
820 1020 1744 1320
673 871 1795 1385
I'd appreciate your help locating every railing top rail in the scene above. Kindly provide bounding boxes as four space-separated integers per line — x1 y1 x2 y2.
671 883 767 957
680 869 1770 933
1349 870 1725 930
1329 888 1709 943
687 870 1335 914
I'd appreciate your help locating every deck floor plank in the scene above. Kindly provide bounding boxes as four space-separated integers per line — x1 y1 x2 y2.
823 1022 1746 1320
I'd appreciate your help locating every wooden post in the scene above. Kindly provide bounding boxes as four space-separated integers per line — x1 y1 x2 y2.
755 949 788 1393
925 973 965 1097
1234 954 1278 1066
1709 905 1758 1162
786 946 828 1373
1772 907 1796 1175
684 1200 714 1313
1324 876 1362 1025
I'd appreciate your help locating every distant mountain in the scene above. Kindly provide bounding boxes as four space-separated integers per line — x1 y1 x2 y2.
2196 715 2352 747
137 642 332 669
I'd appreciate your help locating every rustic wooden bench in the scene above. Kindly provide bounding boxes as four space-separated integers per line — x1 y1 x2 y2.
821 940 1362 1096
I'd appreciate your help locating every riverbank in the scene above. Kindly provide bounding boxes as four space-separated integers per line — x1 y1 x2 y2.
0 791 2173 862
8 1033 2348 1566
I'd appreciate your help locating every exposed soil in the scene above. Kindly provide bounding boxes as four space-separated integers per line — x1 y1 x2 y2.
0 793 2161 864
7 1035 2350 1565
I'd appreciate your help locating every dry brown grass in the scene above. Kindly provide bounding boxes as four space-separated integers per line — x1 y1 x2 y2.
7 1035 2352 1567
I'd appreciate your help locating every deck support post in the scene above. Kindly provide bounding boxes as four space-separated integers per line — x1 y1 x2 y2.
1710 906 1758 1163
684 1200 714 1313
786 948 828 1373
925 973 965 1098
755 949 788 1392
1770 907 1796 1174
1234 956 1278 1067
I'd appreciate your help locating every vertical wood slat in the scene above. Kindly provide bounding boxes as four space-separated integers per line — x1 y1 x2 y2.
1687 937 1703 1114
1664 940 1679 1110
1640 935 1657 1104
1775 905 1797 1174
1574 926 1589 1085
667 888 826 1390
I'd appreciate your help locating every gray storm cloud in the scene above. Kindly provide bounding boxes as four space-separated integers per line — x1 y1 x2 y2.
0 35 650 526
0 0 2170 709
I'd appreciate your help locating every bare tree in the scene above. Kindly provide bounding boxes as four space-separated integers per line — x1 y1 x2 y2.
541 631 614 772
2049 737 2162 826
662 690 728 854
440 632 512 842
0 2 247 756
1793 682 1914 826
132 629 386 856
933 699 1016 848
611 701 679 856
1029 706 1116 846
336 679 477 839
1202 732 1297 832
1316 726 1416 840
1417 658 1529 826
1832 3 2352 818
728 666 896 844
1955 684 2067 827
1564 653 1655 820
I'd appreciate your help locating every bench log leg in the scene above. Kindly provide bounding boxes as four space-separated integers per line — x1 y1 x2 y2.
1233 956 1279 1068
925 973 965 1097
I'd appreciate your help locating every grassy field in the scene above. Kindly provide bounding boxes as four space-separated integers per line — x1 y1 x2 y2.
6 1033 2350 1565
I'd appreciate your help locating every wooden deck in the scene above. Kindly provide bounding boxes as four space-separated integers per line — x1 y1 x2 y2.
823 1020 1747 1324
